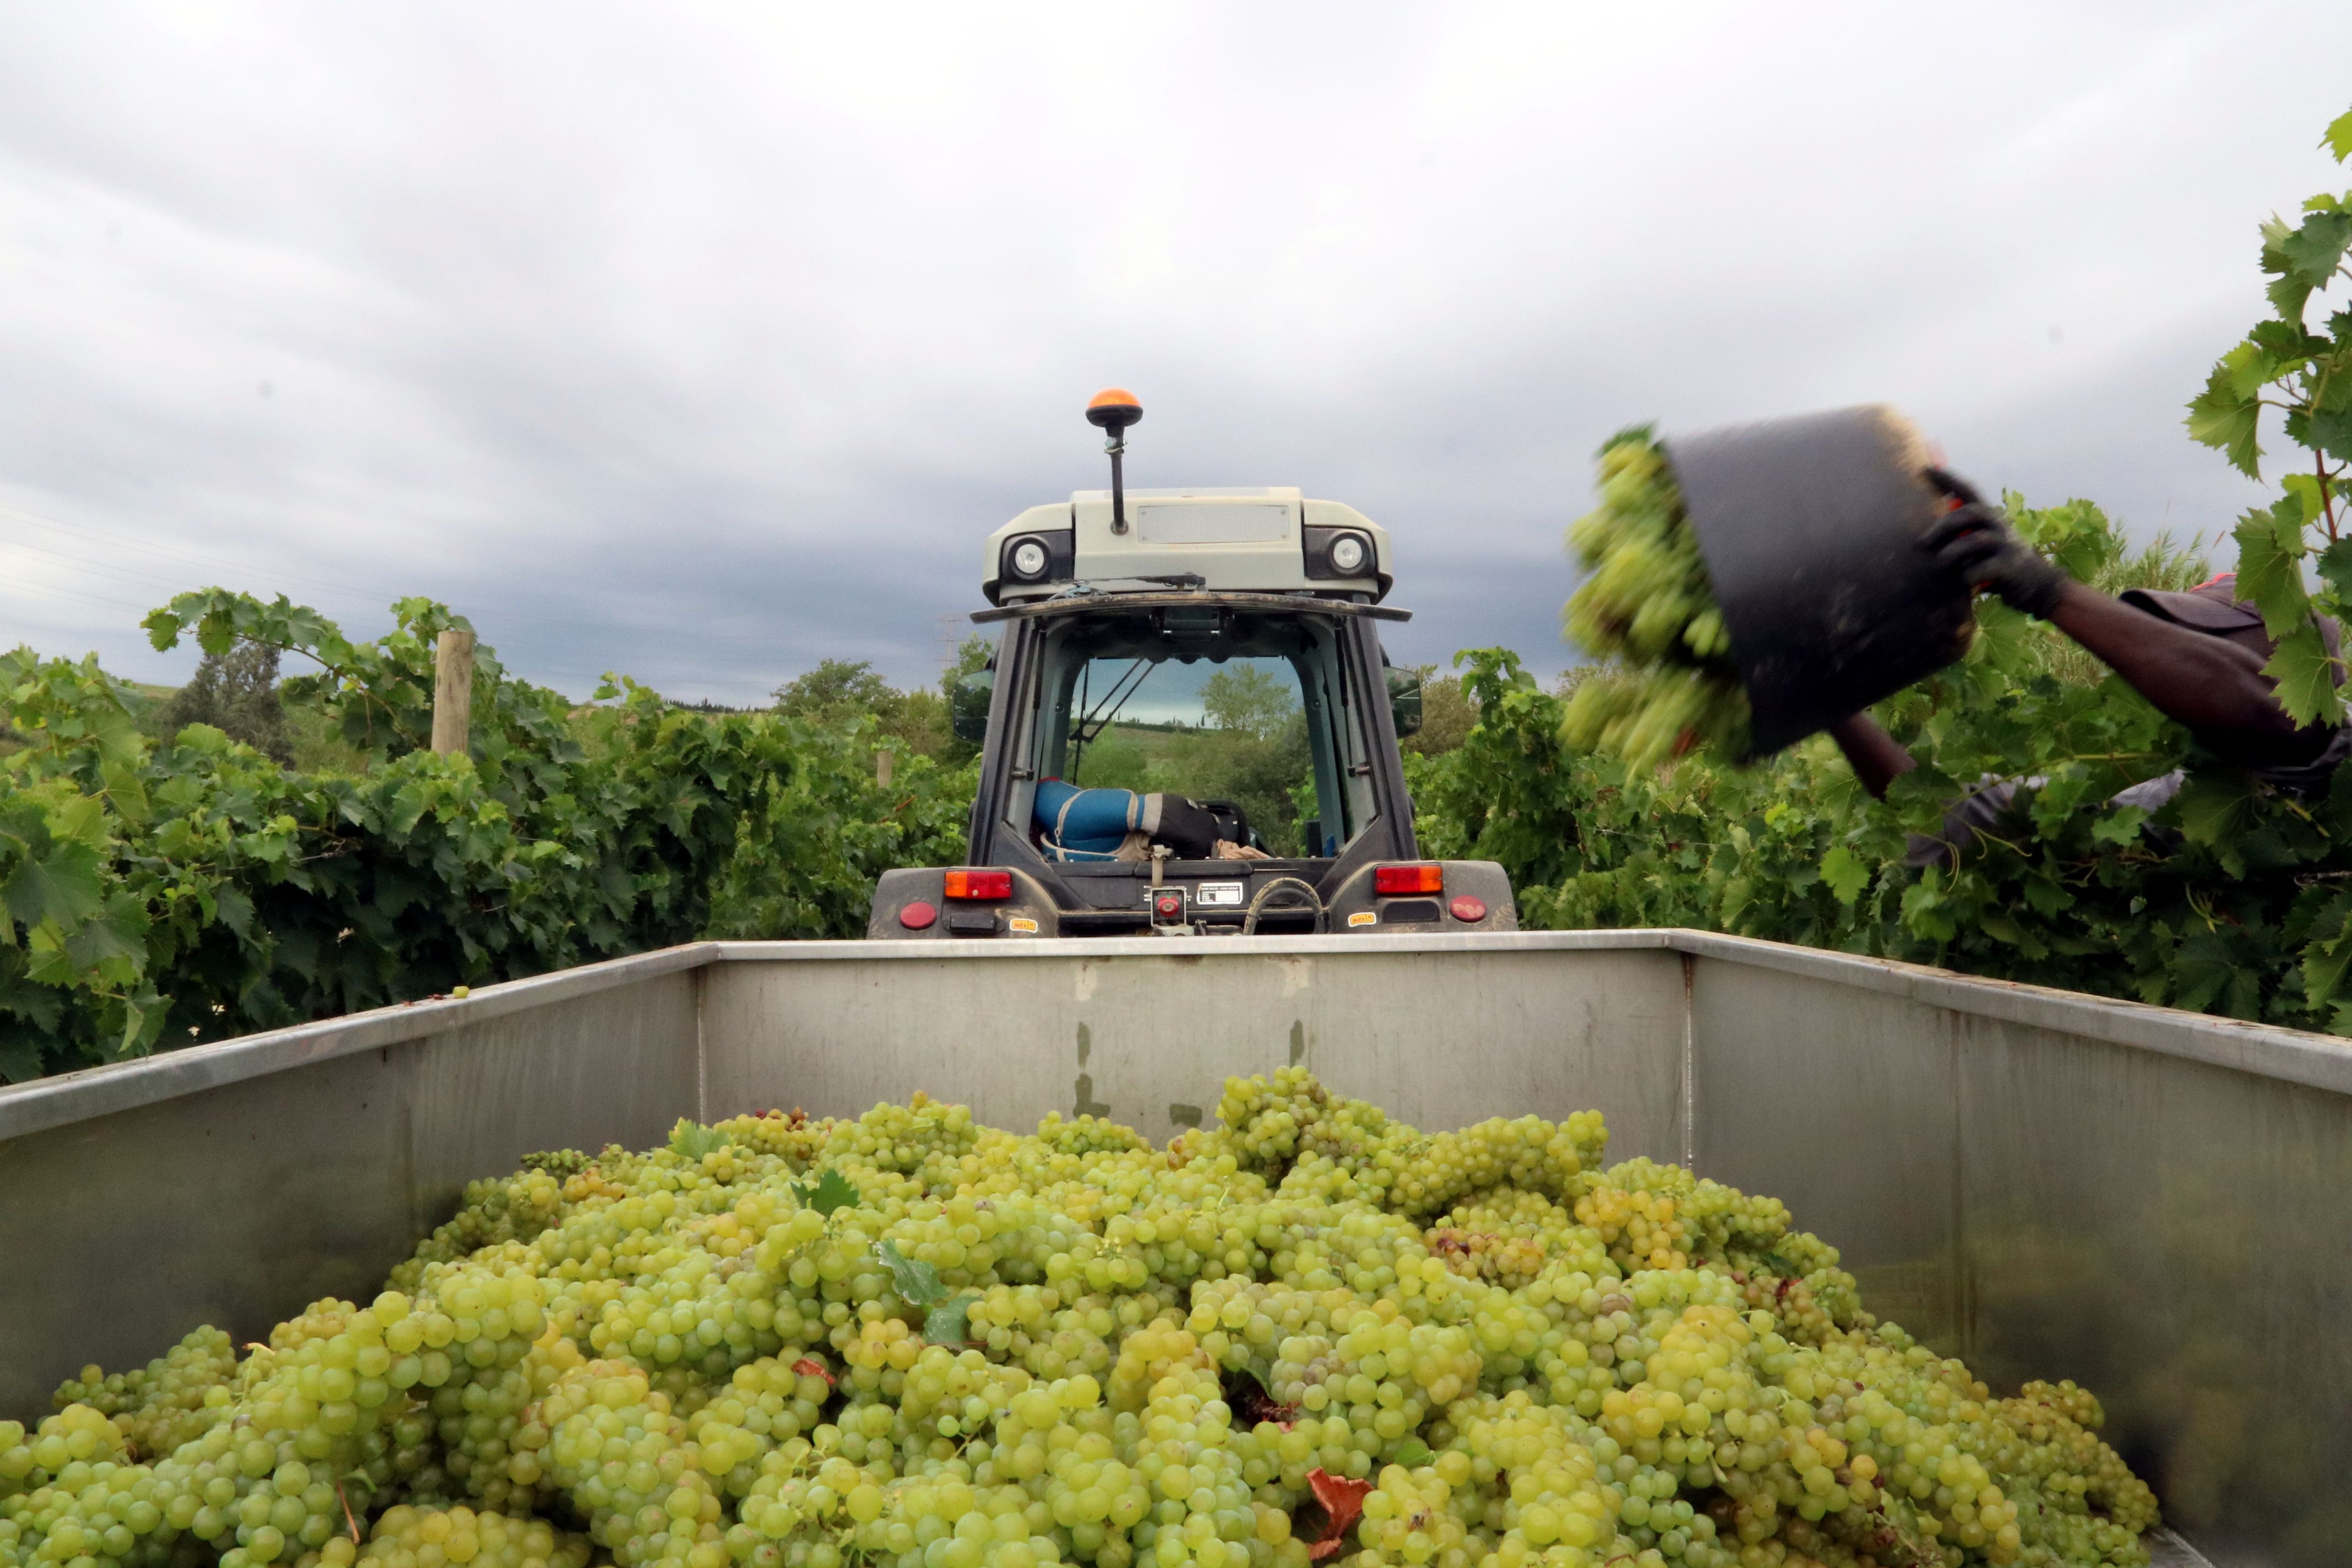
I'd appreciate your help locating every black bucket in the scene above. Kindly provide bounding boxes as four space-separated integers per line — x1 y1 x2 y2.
1664 404 1975 758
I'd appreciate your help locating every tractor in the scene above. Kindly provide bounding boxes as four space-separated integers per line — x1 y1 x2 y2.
868 391 1517 938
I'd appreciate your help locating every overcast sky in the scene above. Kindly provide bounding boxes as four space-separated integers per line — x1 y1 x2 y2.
2 4 2348 703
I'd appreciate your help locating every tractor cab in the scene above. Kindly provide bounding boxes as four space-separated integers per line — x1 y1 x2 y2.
867 392 1517 938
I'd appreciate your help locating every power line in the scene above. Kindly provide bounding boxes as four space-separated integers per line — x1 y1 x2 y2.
0 575 161 618
0 498 386 602
0 536 236 601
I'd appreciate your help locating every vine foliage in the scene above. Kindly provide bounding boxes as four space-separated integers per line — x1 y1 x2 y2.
1 594 971 1081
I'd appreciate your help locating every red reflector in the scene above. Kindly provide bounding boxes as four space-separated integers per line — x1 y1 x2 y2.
1154 892 1184 919
943 869 1013 901
1374 863 1444 896
898 900 938 930
1449 895 1487 923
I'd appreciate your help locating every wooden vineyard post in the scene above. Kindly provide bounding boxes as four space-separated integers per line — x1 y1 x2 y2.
432 630 476 755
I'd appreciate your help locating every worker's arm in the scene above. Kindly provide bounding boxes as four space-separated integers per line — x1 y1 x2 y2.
2041 580 2311 752
1825 713 1918 801
1924 471 2324 760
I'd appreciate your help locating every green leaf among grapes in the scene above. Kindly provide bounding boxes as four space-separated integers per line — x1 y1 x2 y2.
1392 1440 1434 1468
879 1241 948 1308
923 1292 978 1345
792 1168 859 1218
668 1119 728 1161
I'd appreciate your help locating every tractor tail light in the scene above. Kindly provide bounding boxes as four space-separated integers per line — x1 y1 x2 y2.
944 869 1014 901
1374 863 1444 896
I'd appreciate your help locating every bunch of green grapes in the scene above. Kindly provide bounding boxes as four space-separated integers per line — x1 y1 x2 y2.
356 1505 591 1568
1561 429 1751 769
11 1073 2158 1568
52 1328 238 1462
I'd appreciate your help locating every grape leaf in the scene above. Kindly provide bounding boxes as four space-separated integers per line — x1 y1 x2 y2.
2170 930 2241 1014
668 1119 728 1161
2299 889 2352 1010
2231 499 2309 636
2 839 105 929
2187 362 2262 476
1819 845 1868 905
792 1169 859 1217
878 1240 948 1308
1302 1469 1373 1560
1392 1440 1434 1467
2311 403 2352 464
2281 211 2352 291
2088 806 2148 848
2316 536 2352 600
2328 107 2352 162
2263 619 2342 727
2174 774 2260 876
62 894 149 974
0 1023 46 1084
923 1292 978 1346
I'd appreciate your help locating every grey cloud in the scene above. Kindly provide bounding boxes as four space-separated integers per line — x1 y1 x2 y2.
0 2 2345 706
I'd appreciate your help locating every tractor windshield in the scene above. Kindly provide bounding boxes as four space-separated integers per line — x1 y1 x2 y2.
1000 603 1380 859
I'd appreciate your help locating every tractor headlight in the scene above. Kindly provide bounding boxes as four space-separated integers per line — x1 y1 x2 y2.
1327 533 1369 574
1008 536 1051 580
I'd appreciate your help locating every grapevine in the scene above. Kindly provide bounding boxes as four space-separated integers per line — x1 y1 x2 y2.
0 595 975 1084
9 1077 2157 1568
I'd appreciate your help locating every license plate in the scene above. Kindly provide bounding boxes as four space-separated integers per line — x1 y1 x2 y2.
1194 882 1245 908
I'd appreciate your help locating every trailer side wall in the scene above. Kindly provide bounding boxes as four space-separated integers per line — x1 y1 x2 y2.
4 933 2348 1565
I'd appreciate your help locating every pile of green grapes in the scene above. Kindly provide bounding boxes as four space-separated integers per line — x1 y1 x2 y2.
4 1074 2157 1568
1561 430 1752 769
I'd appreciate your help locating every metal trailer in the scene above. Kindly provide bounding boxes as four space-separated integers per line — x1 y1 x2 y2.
4 933 2346 1568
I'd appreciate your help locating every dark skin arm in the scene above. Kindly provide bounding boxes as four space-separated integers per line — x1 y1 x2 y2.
1829 579 2321 799
1827 714 1916 801
2042 580 2312 755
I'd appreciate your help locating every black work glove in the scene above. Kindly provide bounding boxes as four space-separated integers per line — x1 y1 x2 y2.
1921 468 2069 619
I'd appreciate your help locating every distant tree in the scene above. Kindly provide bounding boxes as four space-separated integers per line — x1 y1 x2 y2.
1200 666 1296 739
155 639 291 763
774 660 902 725
1401 666 1477 756
941 634 993 694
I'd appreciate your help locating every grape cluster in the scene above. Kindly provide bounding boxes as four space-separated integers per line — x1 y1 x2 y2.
52 1330 238 1462
8 1079 2157 1568
1561 429 1752 769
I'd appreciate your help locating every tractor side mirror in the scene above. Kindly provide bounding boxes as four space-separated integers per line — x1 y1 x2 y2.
949 664 994 744
1386 666 1423 739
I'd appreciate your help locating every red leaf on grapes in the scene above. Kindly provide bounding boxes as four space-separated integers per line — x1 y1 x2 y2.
792 1357 835 1387
1302 1468 1372 1559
